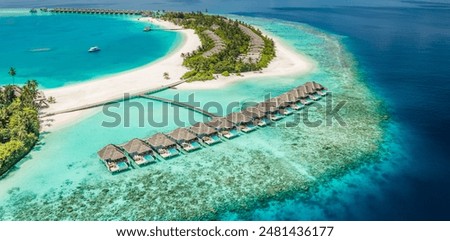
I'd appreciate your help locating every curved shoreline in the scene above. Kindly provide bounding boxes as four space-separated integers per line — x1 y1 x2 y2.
41 17 315 132
41 18 201 131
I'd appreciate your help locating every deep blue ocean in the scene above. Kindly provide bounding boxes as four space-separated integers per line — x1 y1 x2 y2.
1 0 449 220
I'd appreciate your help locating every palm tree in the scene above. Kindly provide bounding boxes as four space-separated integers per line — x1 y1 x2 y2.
8 67 16 85
25 80 38 99
1 85 16 105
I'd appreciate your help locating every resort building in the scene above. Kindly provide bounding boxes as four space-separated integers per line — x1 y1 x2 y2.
166 128 202 152
188 122 221 145
278 93 297 115
312 81 328 96
121 138 156 166
146 133 179 159
257 99 285 121
202 30 226 58
97 144 129 173
206 117 239 139
295 85 312 105
226 112 257 133
242 106 268 127
286 89 303 110
96 81 328 173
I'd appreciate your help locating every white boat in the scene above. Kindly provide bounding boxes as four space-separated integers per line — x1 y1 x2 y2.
88 46 101 53
143 26 151 32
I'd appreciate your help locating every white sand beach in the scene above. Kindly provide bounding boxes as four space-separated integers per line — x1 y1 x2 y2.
41 17 315 132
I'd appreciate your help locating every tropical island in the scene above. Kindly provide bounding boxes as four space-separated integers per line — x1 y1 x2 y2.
0 8 387 222
39 9 312 132
0 9 295 177
161 12 276 81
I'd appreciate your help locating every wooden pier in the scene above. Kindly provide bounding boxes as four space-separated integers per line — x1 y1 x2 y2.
139 95 219 118
42 80 186 117
49 8 151 16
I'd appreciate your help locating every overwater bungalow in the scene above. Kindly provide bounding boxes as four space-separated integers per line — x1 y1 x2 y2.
305 82 319 100
242 106 268 127
97 144 130 173
313 81 328 96
257 99 285 121
189 122 221 145
146 133 179 159
206 117 239 139
226 112 257 133
121 138 156 166
278 93 296 115
166 128 202 152
287 89 303 110
295 86 312 105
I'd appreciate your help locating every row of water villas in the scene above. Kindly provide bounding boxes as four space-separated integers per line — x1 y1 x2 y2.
48 8 151 16
97 81 328 173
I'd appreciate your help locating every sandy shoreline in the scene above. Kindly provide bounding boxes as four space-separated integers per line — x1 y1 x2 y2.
41 17 315 132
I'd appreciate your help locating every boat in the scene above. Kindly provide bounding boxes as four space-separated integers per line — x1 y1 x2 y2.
143 26 152 32
88 46 101 53
30 8 37 13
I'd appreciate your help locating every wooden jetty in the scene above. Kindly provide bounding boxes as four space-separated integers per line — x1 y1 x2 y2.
97 81 329 173
42 80 186 117
139 94 218 118
49 8 145 15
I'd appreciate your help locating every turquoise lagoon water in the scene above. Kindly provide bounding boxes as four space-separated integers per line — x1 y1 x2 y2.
0 9 179 88
0 15 386 220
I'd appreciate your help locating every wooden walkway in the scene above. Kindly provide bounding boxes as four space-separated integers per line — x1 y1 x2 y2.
49 8 144 15
42 80 186 117
139 95 219 118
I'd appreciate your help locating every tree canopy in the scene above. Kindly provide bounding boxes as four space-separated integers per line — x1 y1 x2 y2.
162 12 276 81
0 80 40 176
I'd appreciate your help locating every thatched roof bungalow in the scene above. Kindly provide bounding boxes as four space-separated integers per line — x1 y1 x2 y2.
146 133 176 149
97 144 127 162
122 138 153 157
189 122 217 138
206 117 236 130
242 106 266 119
295 85 309 99
166 128 197 143
226 112 253 125
304 82 317 94
313 81 325 90
256 101 279 114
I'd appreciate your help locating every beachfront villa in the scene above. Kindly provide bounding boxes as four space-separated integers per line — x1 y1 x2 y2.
146 133 179 159
188 122 221 145
166 128 202 152
226 112 257 133
121 138 156 166
97 144 130 173
206 117 240 139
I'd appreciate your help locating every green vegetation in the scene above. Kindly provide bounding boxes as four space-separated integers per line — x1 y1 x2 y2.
161 12 276 81
0 80 41 177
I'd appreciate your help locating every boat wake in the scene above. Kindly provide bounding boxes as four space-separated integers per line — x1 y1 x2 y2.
29 48 51 52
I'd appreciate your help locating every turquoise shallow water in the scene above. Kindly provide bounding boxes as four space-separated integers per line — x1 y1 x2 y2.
0 15 387 220
0 9 179 88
